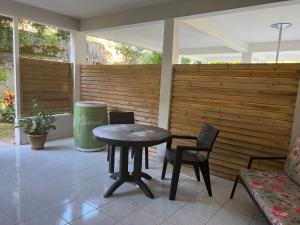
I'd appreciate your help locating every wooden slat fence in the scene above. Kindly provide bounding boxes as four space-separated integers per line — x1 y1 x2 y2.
170 64 300 180
20 58 73 115
80 65 161 156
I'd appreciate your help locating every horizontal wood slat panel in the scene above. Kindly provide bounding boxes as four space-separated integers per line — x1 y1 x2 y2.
20 58 73 116
170 64 300 180
80 65 161 156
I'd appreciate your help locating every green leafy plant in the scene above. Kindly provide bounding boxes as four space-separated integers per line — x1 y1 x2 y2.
114 43 162 64
0 106 15 123
0 90 15 123
17 99 56 135
0 68 8 82
0 16 13 53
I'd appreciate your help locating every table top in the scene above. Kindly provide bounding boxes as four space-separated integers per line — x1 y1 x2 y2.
93 124 171 147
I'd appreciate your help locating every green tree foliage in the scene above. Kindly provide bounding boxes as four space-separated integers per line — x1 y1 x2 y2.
0 68 8 82
0 16 70 60
139 51 162 64
181 57 202 64
19 20 71 60
115 43 144 64
181 57 191 64
0 16 13 53
115 43 162 64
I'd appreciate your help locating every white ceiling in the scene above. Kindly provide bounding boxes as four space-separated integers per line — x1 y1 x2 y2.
210 4 300 43
92 22 164 51
13 0 175 19
90 22 224 51
181 25 223 49
89 3 300 62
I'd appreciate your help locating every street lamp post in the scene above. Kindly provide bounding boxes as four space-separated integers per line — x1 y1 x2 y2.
271 23 292 63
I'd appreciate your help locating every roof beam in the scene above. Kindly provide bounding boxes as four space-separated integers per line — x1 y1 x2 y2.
0 0 79 30
179 40 300 55
80 0 291 31
250 40 300 52
183 18 249 52
179 46 238 55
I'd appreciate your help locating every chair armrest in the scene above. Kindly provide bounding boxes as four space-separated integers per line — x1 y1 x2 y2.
247 156 287 169
167 135 197 149
176 145 210 152
171 135 198 140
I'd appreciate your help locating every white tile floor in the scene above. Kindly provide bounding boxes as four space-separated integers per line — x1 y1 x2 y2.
0 138 269 225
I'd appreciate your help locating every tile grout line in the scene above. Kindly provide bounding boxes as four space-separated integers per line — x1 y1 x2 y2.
203 196 231 225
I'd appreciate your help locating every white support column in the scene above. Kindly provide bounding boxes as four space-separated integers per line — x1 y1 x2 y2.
157 18 181 159
12 17 22 145
241 52 253 63
290 78 300 148
71 31 87 103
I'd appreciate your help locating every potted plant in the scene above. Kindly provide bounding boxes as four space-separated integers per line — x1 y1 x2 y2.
17 98 56 150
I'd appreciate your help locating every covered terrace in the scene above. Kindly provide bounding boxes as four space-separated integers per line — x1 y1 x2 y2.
0 0 300 225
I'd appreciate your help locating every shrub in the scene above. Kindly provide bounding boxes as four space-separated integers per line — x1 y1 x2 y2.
0 68 8 82
0 90 15 123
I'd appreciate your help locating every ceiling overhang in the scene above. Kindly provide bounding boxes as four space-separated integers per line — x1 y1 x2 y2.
79 0 293 31
1 0 79 30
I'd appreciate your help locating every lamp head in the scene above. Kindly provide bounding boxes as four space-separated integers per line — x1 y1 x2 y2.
271 23 292 30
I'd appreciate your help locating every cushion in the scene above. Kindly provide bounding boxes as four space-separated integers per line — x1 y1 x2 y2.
240 169 300 225
285 137 300 185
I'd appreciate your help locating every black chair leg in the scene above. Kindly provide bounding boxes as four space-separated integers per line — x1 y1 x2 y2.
107 145 110 162
200 161 212 196
193 165 200 181
161 157 168 180
109 145 115 173
169 152 183 200
145 147 149 169
230 175 239 199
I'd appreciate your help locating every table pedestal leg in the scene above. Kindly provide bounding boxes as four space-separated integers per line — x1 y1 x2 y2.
103 146 129 198
104 146 154 199
110 172 152 180
110 146 152 180
133 147 154 199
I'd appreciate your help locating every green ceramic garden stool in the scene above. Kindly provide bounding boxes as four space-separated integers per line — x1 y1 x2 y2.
73 101 108 152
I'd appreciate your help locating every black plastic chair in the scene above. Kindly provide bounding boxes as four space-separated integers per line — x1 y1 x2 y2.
107 112 149 173
161 123 219 200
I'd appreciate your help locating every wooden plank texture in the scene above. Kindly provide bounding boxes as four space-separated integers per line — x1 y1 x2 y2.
20 58 73 116
80 65 161 156
170 64 300 180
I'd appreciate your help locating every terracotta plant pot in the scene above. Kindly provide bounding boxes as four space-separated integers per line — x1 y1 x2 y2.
27 134 47 150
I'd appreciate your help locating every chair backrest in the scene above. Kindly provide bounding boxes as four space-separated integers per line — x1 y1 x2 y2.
284 136 300 185
109 111 135 125
197 123 219 151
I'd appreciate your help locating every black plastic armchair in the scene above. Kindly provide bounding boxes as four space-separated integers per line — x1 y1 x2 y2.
161 123 219 200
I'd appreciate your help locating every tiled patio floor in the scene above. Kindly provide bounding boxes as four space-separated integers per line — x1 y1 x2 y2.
0 138 268 225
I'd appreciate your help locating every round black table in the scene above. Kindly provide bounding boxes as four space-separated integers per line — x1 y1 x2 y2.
93 124 170 199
